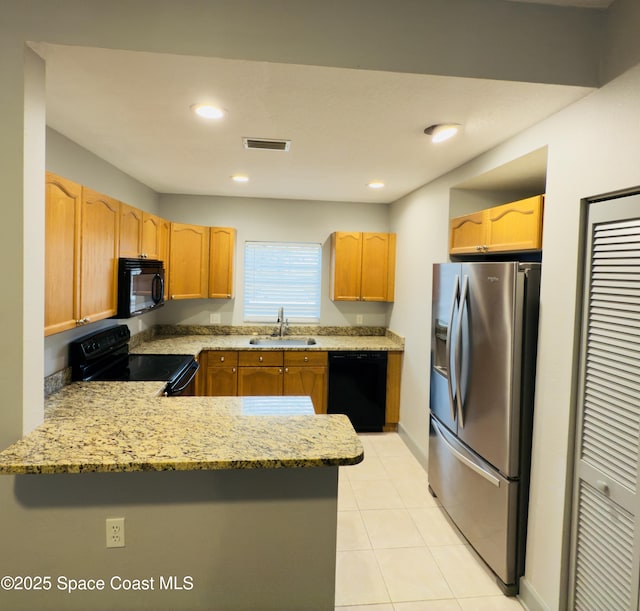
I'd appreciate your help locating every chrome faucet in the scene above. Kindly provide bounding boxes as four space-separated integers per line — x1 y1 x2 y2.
273 306 288 337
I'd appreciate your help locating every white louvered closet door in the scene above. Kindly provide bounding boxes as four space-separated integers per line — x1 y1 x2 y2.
569 194 640 611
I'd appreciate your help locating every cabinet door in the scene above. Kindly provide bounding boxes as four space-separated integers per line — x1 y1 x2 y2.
203 351 239 396
449 210 486 255
45 172 81 336
119 202 143 258
169 222 209 299
284 367 327 414
331 232 362 301
156 216 170 301
237 367 283 395
385 351 403 430
141 212 168 260
485 195 544 252
207 367 238 396
209 226 235 299
283 351 328 413
361 232 395 302
80 187 120 323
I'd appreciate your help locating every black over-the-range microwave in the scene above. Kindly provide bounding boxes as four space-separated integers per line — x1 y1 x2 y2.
116 257 165 318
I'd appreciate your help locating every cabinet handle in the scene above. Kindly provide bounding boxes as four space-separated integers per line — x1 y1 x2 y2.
279 368 283 373
476 245 483 251
232 368 236 373
303 356 309 362
285 367 289 373
220 356 225 362
259 356 263 362
596 480 610 495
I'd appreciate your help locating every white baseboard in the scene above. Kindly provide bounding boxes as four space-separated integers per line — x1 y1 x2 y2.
518 577 551 611
396 422 428 472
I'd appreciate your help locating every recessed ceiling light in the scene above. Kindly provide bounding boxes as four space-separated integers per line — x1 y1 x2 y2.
232 175 249 183
424 123 461 143
191 104 225 120
368 181 385 189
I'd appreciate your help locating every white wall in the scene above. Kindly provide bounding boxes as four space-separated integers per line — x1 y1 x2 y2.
158 194 392 328
389 63 640 610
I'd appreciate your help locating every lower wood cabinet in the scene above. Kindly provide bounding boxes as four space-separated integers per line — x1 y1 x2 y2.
200 351 238 396
237 351 285 396
284 352 328 415
200 350 329 414
200 348 401 423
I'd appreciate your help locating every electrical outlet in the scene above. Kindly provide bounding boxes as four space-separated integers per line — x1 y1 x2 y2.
356 314 363 325
106 517 125 548
210 312 221 324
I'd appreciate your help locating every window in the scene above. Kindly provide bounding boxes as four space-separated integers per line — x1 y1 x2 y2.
243 241 322 322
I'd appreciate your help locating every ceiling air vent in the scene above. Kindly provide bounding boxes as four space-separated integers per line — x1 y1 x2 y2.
243 137 291 152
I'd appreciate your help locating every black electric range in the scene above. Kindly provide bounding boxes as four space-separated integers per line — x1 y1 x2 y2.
69 326 199 396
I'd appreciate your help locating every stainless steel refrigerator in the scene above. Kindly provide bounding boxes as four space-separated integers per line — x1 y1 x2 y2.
428 261 541 595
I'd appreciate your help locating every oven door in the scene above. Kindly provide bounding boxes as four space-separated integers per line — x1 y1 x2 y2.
164 359 200 396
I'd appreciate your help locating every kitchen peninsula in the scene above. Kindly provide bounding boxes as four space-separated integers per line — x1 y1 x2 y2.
0 357 365 610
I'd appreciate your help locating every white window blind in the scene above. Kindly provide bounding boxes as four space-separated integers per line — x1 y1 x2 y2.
243 241 322 322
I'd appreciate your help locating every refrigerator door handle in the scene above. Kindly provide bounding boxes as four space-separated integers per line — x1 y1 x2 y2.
455 274 469 428
446 275 460 422
432 418 501 487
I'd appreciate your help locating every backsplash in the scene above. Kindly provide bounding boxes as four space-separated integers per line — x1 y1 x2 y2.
153 324 389 337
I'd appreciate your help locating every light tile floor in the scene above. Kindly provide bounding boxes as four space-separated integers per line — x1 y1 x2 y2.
335 433 524 611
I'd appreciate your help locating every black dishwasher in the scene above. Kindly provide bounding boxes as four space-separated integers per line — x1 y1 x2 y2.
327 351 387 432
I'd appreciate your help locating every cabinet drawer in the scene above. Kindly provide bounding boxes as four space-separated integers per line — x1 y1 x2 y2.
238 351 284 367
284 351 328 367
206 351 238 367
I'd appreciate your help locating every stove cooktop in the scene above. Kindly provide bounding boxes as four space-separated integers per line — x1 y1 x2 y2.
92 353 195 383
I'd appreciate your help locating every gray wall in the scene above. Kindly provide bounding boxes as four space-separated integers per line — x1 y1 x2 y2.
0 467 339 610
2 1 639 610
158 194 391 328
390 60 640 611
42 132 393 375
43 130 162 377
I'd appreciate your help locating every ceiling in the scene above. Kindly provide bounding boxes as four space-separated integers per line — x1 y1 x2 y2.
39 41 594 204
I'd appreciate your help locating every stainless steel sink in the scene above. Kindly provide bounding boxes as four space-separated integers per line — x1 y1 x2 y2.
249 337 316 346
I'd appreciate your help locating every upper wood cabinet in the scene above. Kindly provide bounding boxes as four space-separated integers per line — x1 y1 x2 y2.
331 231 396 302
79 187 120 323
449 195 544 255
119 202 143 258
209 226 236 299
169 222 209 299
142 212 169 262
120 205 170 262
45 172 82 336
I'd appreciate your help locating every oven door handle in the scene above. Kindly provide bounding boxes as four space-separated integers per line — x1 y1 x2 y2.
165 360 199 396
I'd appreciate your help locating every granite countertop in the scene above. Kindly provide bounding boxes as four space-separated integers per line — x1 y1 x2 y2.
0 383 364 475
131 332 404 356
0 329 401 475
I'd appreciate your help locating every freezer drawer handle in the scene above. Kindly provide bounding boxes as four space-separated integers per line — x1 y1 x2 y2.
432 419 500 488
